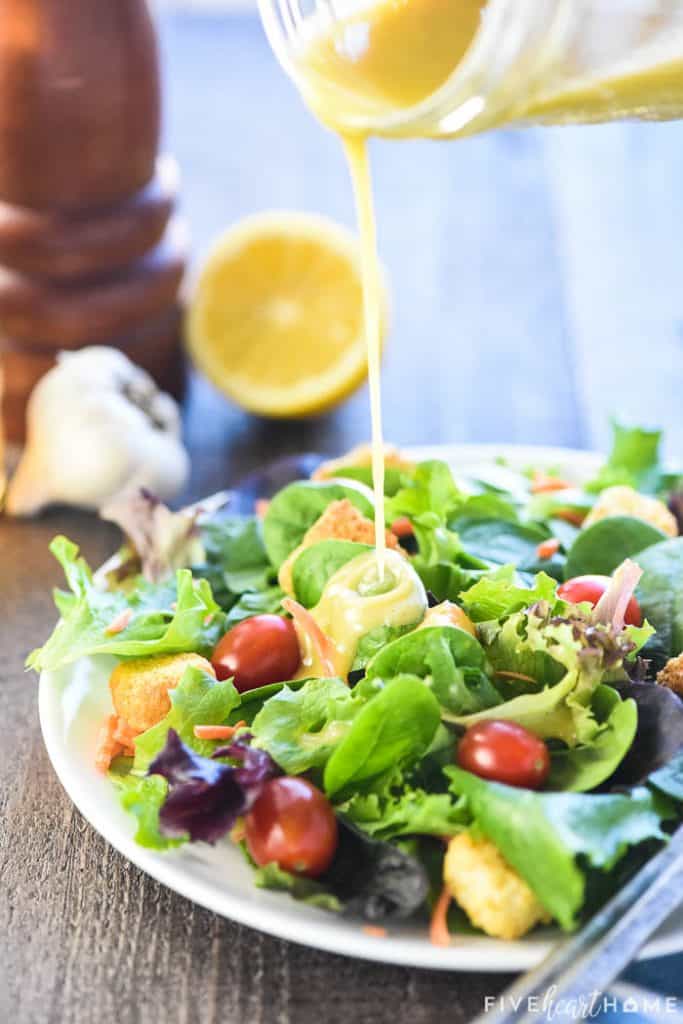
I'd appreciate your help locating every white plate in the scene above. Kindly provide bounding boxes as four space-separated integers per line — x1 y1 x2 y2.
39 443 683 972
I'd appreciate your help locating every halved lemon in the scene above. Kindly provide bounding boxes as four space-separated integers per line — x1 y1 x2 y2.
186 211 388 418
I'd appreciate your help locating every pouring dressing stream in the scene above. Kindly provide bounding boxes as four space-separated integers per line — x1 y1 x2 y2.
258 0 683 568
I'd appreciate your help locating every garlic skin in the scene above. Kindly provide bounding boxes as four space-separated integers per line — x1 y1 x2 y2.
6 347 189 516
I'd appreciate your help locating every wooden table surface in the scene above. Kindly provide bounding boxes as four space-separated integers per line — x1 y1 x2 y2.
2 11 683 1023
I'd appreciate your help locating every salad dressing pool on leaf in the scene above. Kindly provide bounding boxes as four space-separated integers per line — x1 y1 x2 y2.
310 549 427 677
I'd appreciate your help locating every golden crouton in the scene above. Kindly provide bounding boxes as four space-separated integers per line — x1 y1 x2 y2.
311 443 415 482
109 652 215 733
657 653 683 697
278 498 403 594
583 486 677 537
444 833 551 940
420 600 476 637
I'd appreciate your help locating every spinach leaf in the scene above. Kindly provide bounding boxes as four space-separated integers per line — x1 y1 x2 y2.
251 678 357 775
262 480 374 568
635 538 683 665
323 675 441 797
564 516 665 579
459 565 557 623
292 539 372 608
330 465 411 496
27 537 226 672
415 560 485 604
134 667 240 771
453 518 550 570
447 767 667 929
546 686 637 792
450 493 520 524
363 625 500 716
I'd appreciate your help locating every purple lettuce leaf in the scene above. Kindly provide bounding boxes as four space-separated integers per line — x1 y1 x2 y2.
148 729 278 843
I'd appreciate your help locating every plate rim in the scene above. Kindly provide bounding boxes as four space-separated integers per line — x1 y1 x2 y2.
38 442 683 972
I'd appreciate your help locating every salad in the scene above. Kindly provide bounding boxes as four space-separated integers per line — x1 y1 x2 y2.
31 422 683 945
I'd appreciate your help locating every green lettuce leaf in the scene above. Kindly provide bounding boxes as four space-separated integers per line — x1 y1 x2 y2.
253 861 341 911
224 584 285 627
363 625 500 716
459 565 558 623
196 516 274 605
350 623 415 671
447 766 668 929
323 675 441 798
27 537 226 672
587 420 664 495
343 785 467 840
251 678 357 775
459 604 636 745
112 771 182 851
134 666 240 771
546 686 638 792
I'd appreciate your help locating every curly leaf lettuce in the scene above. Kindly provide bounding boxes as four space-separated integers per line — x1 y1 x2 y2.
27 537 226 673
460 603 639 746
459 565 558 623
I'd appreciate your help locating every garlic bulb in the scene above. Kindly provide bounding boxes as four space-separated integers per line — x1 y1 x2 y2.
6 347 189 516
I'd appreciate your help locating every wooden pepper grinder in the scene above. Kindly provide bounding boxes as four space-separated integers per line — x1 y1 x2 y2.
0 0 187 442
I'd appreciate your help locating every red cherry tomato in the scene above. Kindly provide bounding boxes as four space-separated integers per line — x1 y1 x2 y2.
245 777 338 877
557 574 642 626
457 720 550 789
211 614 300 692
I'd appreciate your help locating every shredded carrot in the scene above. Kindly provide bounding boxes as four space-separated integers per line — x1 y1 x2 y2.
362 925 387 939
390 516 414 539
536 537 561 560
95 715 140 771
530 472 571 495
94 715 124 772
430 885 453 948
255 498 271 519
193 721 247 741
230 822 246 844
104 607 133 636
203 612 215 626
555 507 586 527
494 670 537 684
281 597 339 677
